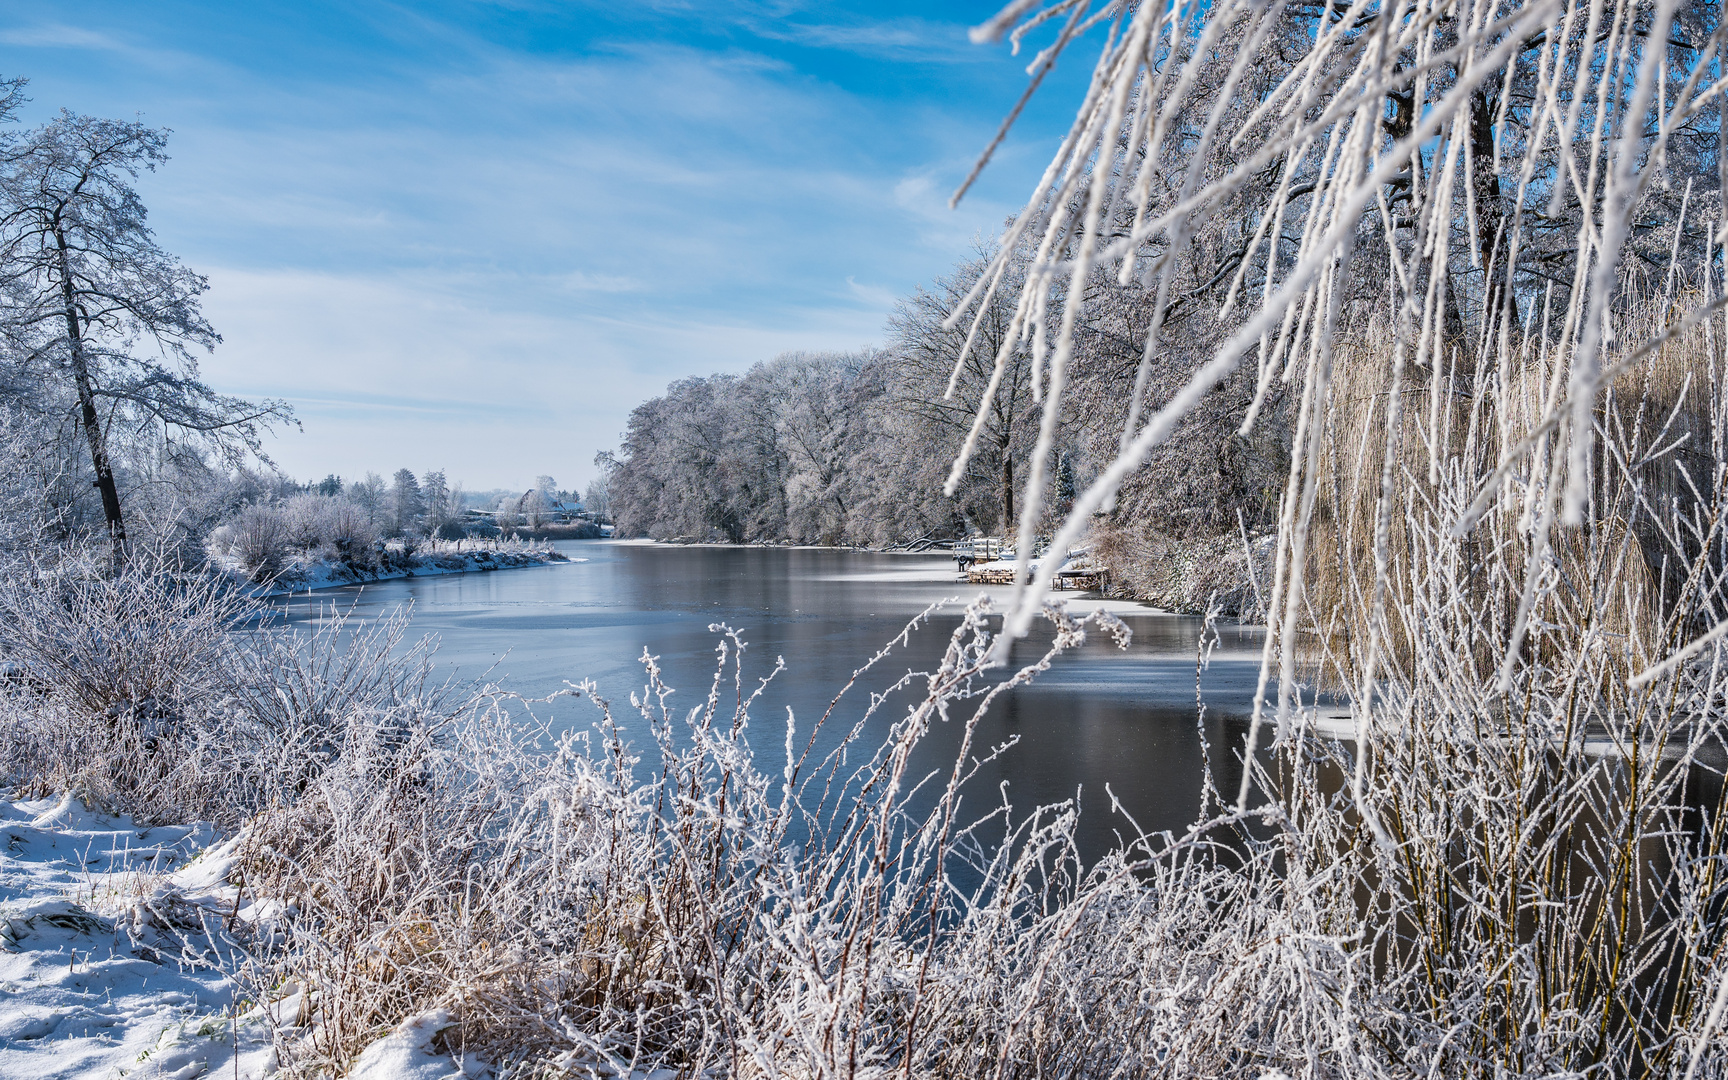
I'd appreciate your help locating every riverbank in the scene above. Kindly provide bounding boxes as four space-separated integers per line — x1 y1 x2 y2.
229 544 573 598
1090 526 1273 619
615 531 1272 619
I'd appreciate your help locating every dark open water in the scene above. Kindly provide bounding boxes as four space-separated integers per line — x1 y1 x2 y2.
276 541 1268 861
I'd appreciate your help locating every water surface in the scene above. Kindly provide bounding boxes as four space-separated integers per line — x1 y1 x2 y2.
278 542 1268 860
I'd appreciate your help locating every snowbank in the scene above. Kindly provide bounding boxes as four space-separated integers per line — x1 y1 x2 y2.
0 795 278 1079
343 1010 485 1079
0 795 491 1080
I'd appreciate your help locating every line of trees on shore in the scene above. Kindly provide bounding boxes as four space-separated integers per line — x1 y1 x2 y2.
602 244 1293 554
203 469 603 581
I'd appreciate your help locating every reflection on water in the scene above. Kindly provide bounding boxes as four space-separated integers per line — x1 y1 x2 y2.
274 542 1268 862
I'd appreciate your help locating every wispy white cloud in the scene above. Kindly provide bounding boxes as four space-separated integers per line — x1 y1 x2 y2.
559 271 642 293
743 16 984 62
197 266 884 485
0 24 128 51
0 1 1080 488
844 275 898 310
0 20 209 78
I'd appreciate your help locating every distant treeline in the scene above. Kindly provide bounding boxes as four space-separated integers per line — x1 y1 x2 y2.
603 249 1292 549
604 349 1008 547
603 252 1065 547
202 468 599 581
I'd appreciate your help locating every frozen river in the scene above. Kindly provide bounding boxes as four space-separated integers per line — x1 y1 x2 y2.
277 541 1269 859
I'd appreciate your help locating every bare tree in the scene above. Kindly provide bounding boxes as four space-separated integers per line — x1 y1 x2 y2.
348 472 385 529
585 452 615 524
887 251 1044 534
421 469 451 535
0 107 292 562
523 474 558 527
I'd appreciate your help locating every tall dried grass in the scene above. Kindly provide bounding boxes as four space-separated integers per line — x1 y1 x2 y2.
1221 280 1728 1075
9 495 1728 1075
1303 291 1722 690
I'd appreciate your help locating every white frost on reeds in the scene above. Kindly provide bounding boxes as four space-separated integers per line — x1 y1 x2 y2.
945 0 1728 694
16 0 1728 1070
912 0 1728 1073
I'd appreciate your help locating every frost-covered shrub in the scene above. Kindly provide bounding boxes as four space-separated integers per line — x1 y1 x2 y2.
208 503 288 582
279 493 329 551
208 495 382 574
0 547 253 813
322 498 380 566
0 549 447 827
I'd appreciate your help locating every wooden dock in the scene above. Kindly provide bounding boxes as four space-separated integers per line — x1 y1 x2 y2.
966 565 1108 589
957 536 1107 590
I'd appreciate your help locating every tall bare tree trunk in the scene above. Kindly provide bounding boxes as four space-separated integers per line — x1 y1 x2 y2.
1000 440 1015 533
54 225 125 564
1469 88 1508 336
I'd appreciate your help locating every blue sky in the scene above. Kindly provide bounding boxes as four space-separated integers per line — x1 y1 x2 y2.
1 1 1088 492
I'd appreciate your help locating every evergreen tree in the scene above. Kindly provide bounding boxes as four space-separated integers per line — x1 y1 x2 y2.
388 469 423 536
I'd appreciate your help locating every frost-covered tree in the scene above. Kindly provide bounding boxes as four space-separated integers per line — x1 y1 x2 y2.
886 253 1043 536
0 104 292 561
610 375 755 542
348 472 386 529
524 474 558 527
0 400 81 554
421 469 451 535
441 479 466 539
585 452 614 524
755 352 870 543
607 350 973 546
388 469 423 536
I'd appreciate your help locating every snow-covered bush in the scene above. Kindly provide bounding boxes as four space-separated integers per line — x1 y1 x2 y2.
0 547 447 827
0 545 254 813
323 497 382 566
279 493 328 551
209 503 289 582
208 494 384 577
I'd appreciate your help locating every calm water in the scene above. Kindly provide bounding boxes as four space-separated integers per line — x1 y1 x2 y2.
277 541 1269 860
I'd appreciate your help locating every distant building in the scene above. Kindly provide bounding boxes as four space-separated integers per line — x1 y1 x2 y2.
513 489 585 523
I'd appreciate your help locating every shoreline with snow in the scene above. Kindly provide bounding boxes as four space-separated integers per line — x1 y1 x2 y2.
239 545 574 598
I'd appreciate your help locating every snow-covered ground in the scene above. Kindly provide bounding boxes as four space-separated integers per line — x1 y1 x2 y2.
0 795 278 1079
0 796 481 1080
